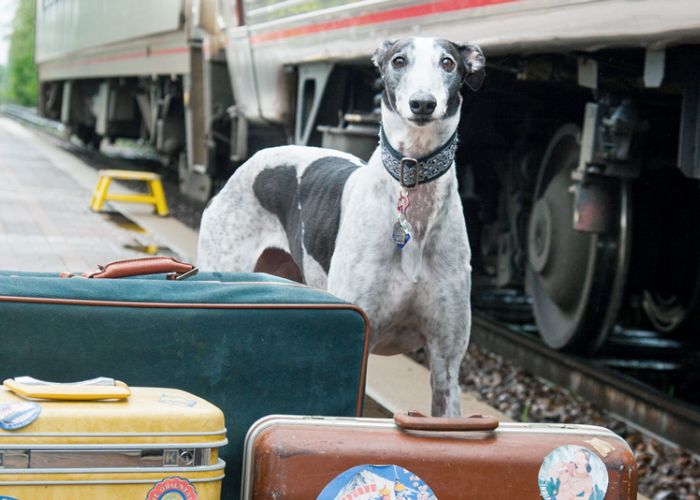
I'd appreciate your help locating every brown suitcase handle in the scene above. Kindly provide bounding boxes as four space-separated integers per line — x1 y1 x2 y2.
394 411 499 431
61 257 198 280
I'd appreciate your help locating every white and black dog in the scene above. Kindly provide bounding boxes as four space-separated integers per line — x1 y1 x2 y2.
198 38 485 416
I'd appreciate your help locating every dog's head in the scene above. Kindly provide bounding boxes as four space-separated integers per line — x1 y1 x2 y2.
373 38 485 127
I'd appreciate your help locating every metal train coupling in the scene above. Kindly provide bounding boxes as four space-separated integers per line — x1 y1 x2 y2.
575 99 646 179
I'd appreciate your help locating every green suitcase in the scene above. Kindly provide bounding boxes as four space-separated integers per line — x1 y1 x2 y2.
0 258 369 497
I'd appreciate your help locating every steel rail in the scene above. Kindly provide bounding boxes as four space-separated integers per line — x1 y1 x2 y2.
472 314 700 454
0 104 65 134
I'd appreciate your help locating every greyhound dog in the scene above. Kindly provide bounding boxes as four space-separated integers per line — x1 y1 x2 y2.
198 38 485 417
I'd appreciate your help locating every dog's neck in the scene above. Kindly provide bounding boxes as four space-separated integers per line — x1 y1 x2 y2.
375 104 461 258
380 105 460 159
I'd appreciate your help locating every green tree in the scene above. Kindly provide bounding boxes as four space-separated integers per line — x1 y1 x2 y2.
0 64 6 100
5 0 36 106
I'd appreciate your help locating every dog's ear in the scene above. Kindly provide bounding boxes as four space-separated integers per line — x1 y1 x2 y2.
372 39 396 73
457 43 486 91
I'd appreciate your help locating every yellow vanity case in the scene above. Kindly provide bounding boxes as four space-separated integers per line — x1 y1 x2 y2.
0 379 226 499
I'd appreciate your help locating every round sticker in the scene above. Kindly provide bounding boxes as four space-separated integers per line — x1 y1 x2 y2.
538 445 608 500
146 476 198 500
317 464 436 500
0 402 41 431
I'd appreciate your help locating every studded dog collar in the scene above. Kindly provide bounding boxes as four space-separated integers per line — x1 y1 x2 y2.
380 127 459 188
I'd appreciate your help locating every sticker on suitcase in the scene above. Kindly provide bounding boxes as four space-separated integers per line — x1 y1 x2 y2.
538 445 609 500
317 464 436 500
159 394 197 407
146 476 198 500
0 402 41 430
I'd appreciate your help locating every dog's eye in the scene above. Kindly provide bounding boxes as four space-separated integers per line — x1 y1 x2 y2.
441 57 455 71
392 56 406 69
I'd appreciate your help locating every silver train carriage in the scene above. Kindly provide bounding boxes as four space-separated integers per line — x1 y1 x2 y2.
36 0 700 352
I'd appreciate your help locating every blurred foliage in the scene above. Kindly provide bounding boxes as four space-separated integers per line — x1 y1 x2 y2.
2 0 37 105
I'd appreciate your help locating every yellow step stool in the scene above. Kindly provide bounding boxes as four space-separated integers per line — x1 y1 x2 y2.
90 169 169 216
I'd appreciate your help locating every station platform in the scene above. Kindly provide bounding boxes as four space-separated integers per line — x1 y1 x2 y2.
0 117 197 271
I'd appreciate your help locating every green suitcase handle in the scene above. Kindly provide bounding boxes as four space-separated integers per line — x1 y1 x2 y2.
60 257 198 280
394 411 499 431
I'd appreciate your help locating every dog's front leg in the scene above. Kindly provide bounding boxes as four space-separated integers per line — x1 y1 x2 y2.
426 338 468 417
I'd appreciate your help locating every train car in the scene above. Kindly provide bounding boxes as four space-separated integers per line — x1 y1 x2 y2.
34 0 240 200
36 0 700 353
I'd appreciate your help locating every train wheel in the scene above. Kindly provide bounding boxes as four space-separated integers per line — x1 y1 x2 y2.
637 172 700 337
525 124 631 352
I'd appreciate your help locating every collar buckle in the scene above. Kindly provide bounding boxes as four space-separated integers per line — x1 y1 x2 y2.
400 158 421 188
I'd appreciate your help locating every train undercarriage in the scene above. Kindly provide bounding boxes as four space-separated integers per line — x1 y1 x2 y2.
463 46 700 352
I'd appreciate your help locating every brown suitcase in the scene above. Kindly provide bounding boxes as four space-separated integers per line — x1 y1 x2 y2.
241 413 637 499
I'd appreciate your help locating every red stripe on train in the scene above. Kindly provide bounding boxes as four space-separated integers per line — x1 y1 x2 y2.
249 0 517 45
43 46 189 70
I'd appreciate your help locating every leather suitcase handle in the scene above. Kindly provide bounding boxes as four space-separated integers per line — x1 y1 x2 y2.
394 411 499 431
61 257 197 280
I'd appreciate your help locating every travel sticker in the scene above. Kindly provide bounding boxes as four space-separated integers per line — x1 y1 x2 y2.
538 445 608 500
146 476 198 500
317 464 437 500
0 402 41 431
159 394 197 407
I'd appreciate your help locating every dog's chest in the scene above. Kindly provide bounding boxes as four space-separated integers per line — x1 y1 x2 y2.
369 273 437 353
403 182 440 241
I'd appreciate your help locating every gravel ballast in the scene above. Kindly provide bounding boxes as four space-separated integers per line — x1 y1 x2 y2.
414 344 700 499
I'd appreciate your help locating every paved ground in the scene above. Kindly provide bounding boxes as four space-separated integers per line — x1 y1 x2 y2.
0 118 196 272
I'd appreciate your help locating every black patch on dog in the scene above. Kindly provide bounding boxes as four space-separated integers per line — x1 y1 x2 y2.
299 157 359 273
252 165 305 275
252 159 359 278
374 39 414 114
456 42 486 92
435 39 467 118
253 165 297 227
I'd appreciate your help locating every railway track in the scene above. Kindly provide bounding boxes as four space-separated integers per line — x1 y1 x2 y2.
0 103 64 134
471 312 700 454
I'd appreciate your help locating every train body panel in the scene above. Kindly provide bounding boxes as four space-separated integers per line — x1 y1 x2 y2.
36 0 187 80
36 30 191 81
226 0 700 124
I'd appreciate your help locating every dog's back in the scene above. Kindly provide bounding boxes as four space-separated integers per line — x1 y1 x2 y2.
198 145 365 288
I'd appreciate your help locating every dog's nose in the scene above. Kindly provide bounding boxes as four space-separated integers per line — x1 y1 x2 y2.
409 93 437 116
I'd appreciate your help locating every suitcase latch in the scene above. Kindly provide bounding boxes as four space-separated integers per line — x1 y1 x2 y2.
0 450 29 468
162 448 197 466
169 267 200 281
0 448 209 469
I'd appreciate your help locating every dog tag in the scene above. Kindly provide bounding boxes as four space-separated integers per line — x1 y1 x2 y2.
392 220 412 249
